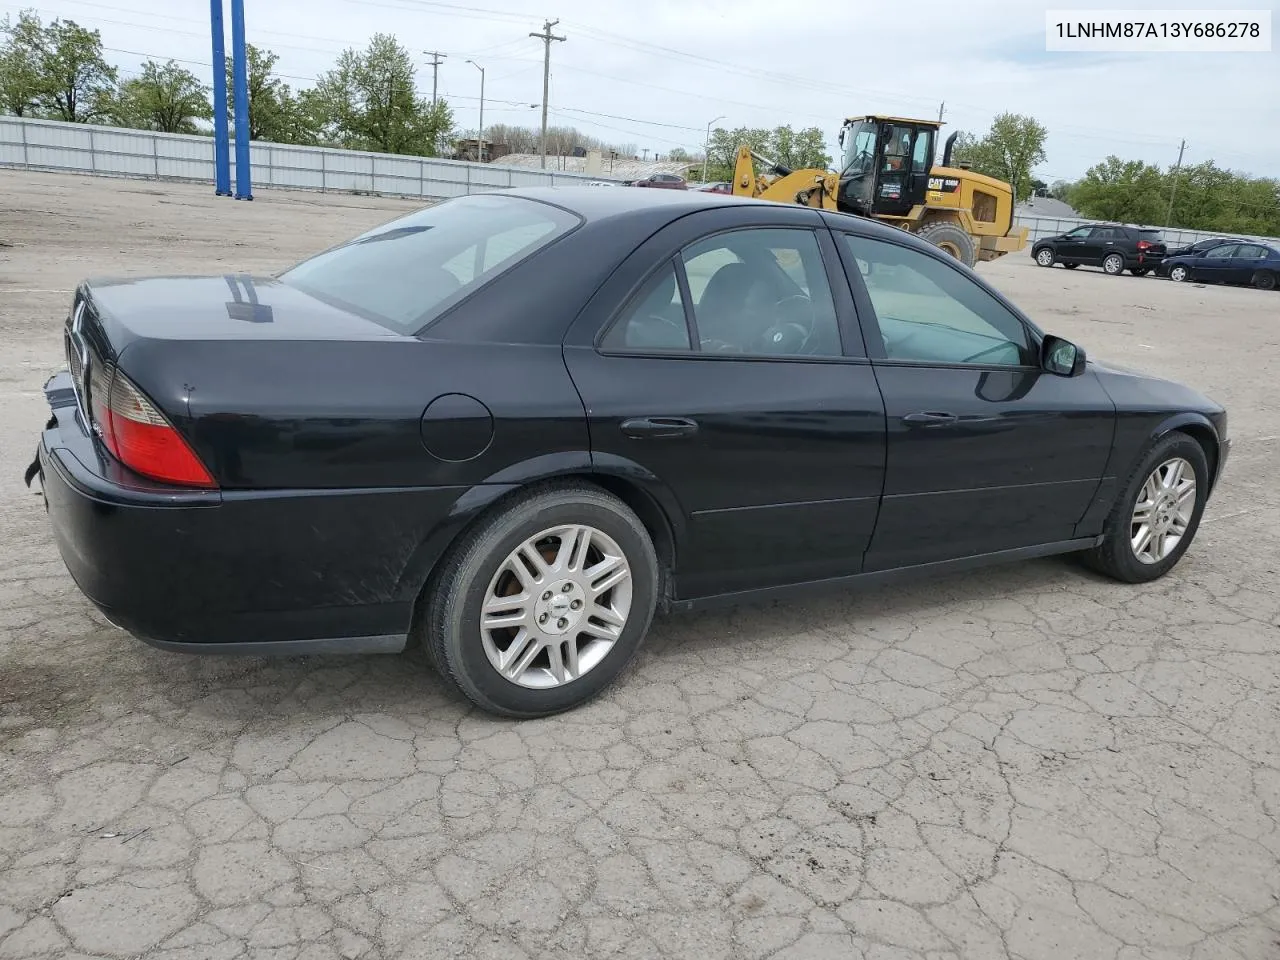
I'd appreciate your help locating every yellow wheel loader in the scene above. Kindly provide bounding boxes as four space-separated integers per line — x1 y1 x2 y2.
731 116 1029 268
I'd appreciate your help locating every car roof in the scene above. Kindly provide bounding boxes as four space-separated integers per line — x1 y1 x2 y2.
467 185 971 263
488 185 766 223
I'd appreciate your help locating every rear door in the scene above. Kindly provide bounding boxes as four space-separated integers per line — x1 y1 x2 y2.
1070 227 1111 264
562 204 887 600
833 227 1115 570
1229 243 1268 283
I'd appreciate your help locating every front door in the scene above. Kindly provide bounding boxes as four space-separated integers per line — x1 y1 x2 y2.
1196 243 1238 282
563 205 887 599
834 229 1116 571
1054 226 1093 261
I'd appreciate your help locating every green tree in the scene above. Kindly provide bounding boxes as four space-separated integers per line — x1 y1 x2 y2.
225 43 319 144
37 17 116 121
0 9 44 117
311 33 452 156
1068 155 1167 224
112 59 210 133
770 125 830 170
953 113 1048 202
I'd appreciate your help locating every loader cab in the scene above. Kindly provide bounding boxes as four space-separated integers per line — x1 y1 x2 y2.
838 116 938 219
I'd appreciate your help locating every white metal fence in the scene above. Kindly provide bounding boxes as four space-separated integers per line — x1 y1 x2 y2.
1014 213 1280 250
4 116 1276 250
0 115 620 198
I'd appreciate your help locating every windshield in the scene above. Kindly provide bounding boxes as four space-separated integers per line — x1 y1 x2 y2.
840 120 879 176
278 194 580 334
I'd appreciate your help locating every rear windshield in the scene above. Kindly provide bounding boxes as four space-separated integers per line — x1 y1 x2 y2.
278 194 579 334
1136 229 1164 241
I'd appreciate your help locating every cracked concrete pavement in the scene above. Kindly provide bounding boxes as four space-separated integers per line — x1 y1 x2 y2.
2 170 1279 960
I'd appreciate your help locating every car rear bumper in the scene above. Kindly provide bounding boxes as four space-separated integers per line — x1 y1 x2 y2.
29 371 466 654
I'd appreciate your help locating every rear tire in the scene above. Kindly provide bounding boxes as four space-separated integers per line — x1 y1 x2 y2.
1102 252 1125 276
1034 246 1056 268
1253 270 1277 291
422 483 659 718
1080 432 1209 584
919 221 977 268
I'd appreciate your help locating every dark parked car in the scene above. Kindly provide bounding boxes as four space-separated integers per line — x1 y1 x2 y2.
1159 240 1279 290
1032 223 1167 276
693 181 732 194
1164 236 1233 259
27 188 1230 718
628 172 687 190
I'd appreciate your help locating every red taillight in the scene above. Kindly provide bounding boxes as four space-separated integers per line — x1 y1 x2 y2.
1137 240 1152 250
89 364 216 488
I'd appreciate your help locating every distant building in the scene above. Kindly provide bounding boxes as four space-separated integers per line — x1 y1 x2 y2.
492 151 697 183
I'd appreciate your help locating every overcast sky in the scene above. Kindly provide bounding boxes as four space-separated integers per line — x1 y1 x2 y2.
6 0 1277 181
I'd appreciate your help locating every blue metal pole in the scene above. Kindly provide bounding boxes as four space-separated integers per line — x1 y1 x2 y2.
230 0 252 200
210 0 230 196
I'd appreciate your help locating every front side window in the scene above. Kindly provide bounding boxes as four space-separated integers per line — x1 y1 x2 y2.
1065 226 1092 238
1205 245 1236 259
682 229 843 358
842 233 1033 367
599 229 845 359
278 194 578 334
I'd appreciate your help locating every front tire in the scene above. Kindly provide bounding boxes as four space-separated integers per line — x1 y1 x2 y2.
918 221 977 268
1034 246 1056 267
423 483 659 718
1169 264 1190 282
1081 432 1209 584
1102 252 1125 276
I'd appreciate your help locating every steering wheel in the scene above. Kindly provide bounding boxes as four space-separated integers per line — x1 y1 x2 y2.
756 294 816 354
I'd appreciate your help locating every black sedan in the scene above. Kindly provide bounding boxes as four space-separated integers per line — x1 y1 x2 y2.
1159 239 1279 290
27 188 1231 718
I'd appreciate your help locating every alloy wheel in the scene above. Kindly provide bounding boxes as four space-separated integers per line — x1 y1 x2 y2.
1036 249 1054 266
1130 457 1197 564
1104 254 1124 275
1170 265 1188 282
480 524 633 689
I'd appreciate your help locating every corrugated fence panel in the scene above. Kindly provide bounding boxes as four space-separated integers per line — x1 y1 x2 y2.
422 159 469 198
0 116 633 198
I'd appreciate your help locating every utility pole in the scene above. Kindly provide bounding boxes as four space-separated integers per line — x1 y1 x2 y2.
424 50 446 104
1166 138 1186 227
937 101 946 124
466 60 485 161
530 18 565 169
702 114 724 183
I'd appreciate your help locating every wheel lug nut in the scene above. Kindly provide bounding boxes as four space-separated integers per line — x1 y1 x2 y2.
538 613 548 624
542 591 551 600
557 618 568 629
570 599 582 610
562 583 572 593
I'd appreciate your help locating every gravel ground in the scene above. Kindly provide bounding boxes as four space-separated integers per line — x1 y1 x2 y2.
2 170 1279 960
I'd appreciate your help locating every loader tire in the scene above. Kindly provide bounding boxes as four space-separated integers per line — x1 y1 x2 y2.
917 222 977 268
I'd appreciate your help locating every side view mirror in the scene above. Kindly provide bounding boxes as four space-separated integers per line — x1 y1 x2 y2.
1041 335 1086 377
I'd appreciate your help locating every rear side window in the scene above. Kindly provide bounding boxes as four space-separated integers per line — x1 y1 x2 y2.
278 194 579 334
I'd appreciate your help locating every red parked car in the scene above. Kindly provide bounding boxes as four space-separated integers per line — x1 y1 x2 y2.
628 173 687 190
